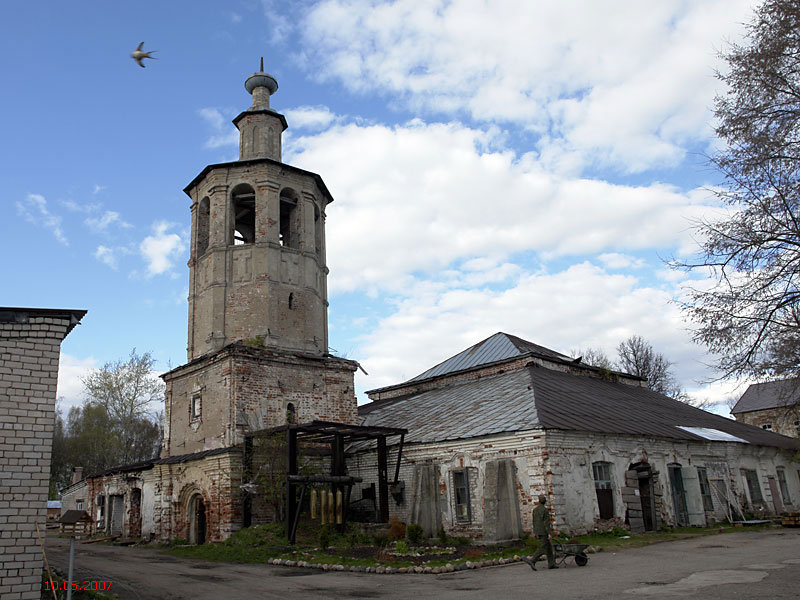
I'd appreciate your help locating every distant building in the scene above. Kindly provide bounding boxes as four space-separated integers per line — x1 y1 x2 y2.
351 333 800 539
731 379 800 438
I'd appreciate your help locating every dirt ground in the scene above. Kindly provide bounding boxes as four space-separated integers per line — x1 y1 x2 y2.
44 528 800 600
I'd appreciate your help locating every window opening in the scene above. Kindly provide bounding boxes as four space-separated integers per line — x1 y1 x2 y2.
288 293 294 310
777 468 791 505
741 468 764 505
696 467 714 512
592 461 614 519
231 185 255 245
279 190 299 248
452 469 471 523
314 203 322 258
286 402 296 425
191 393 202 420
97 495 105 519
668 463 689 526
197 197 210 256
761 423 773 431
76 499 84 511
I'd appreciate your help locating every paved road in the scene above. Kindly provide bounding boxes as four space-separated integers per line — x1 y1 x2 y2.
45 528 800 599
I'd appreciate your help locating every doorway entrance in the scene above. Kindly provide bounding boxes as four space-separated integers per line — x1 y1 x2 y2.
629 462 657 531
668 464 689 526
189 494 207 544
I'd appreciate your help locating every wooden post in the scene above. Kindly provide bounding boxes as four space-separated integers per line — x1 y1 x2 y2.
377 435 389 523
286 428 297 543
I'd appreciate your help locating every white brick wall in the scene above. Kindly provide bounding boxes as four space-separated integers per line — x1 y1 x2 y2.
0 311 82 600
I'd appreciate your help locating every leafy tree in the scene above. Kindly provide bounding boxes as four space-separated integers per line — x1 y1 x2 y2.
616 336 687 400
49 350 164 496
679 0 800 380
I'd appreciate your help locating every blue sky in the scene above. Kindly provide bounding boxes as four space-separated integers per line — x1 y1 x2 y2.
2 0 761 413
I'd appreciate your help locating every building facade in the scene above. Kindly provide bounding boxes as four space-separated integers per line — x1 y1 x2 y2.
732 379 800 438
350 333 800 540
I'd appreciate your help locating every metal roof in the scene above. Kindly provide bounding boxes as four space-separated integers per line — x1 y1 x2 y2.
358 361 798 450
404 332 571 384
731 379 800 414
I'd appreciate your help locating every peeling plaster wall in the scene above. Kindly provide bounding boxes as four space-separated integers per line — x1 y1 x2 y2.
348 428 800 539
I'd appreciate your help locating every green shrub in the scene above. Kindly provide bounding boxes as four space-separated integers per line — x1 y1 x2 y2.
452 536 470 547
438 525 449 546
319 526 331 549
372 533 388 547
612 526 628 537
395 540 408 554
406 523 424 544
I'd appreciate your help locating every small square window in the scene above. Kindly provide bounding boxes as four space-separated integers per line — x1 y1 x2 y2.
191 393 202 420
76 499 84 510
762 424 773 431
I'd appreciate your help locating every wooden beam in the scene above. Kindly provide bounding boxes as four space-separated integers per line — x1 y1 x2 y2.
377 435 389 523
286 428 297 543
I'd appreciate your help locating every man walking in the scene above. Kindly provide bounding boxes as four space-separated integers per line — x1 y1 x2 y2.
527 494 557 570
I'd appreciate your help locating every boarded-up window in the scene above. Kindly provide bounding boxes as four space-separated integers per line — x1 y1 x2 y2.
697 467 714 512
777 468 791 505
742 469 764 504
592 461 614 519
452 469 471 523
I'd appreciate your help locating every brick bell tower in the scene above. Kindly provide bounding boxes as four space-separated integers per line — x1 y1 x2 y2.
161 62 358 457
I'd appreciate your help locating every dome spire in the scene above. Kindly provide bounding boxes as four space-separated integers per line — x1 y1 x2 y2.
244 57 278 109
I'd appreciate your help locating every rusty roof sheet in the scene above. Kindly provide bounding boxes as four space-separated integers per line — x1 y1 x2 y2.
731 379 800 414
404 332 570 384
358 362 798 450
360 368 539 443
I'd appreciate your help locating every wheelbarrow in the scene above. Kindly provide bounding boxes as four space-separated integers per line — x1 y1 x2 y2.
552 543 589 567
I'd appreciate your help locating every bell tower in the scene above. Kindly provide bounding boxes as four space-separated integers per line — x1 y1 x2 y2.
184 61 330 360
162 63 357 458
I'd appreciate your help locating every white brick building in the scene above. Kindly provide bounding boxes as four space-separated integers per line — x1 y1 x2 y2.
0 307 85 600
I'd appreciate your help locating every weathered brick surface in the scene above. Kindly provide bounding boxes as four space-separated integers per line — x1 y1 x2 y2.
162 344 357 457
349 428 800 539
0 311 83 599
735 406 800 438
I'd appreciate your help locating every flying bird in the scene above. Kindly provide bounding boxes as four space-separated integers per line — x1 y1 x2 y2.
131 42 156 68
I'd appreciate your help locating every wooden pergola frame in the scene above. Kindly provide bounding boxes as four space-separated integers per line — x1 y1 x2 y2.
244 420 407 544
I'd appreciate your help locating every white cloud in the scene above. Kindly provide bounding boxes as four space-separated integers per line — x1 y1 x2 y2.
57 354 97 413
94 245 118 269
16 193 68 245
85 211 132 233
284 105 339 130
353 261 703 394
93 184 106 195
197 107 239 148
61 198 101 213
139 222 186 277
598 253 646 270
297 0 756 174
286 120 718 293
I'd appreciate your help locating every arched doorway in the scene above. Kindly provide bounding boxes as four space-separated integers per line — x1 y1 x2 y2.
188 494 207 544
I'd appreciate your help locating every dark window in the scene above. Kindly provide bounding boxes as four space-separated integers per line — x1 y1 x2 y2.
592 461 614 519
97 495 105 519
761 423 773 431
191 393 202 420
452 469 471 523
197 197 210 256
777 468 791 505
279 190 299 248
286 403 296 424
314 202 322 258
696 467 714 512
288 293 294 310
742 469 764 504
231 185 255 245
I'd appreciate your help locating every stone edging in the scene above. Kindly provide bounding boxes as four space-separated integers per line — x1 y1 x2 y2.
267 554 537 574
